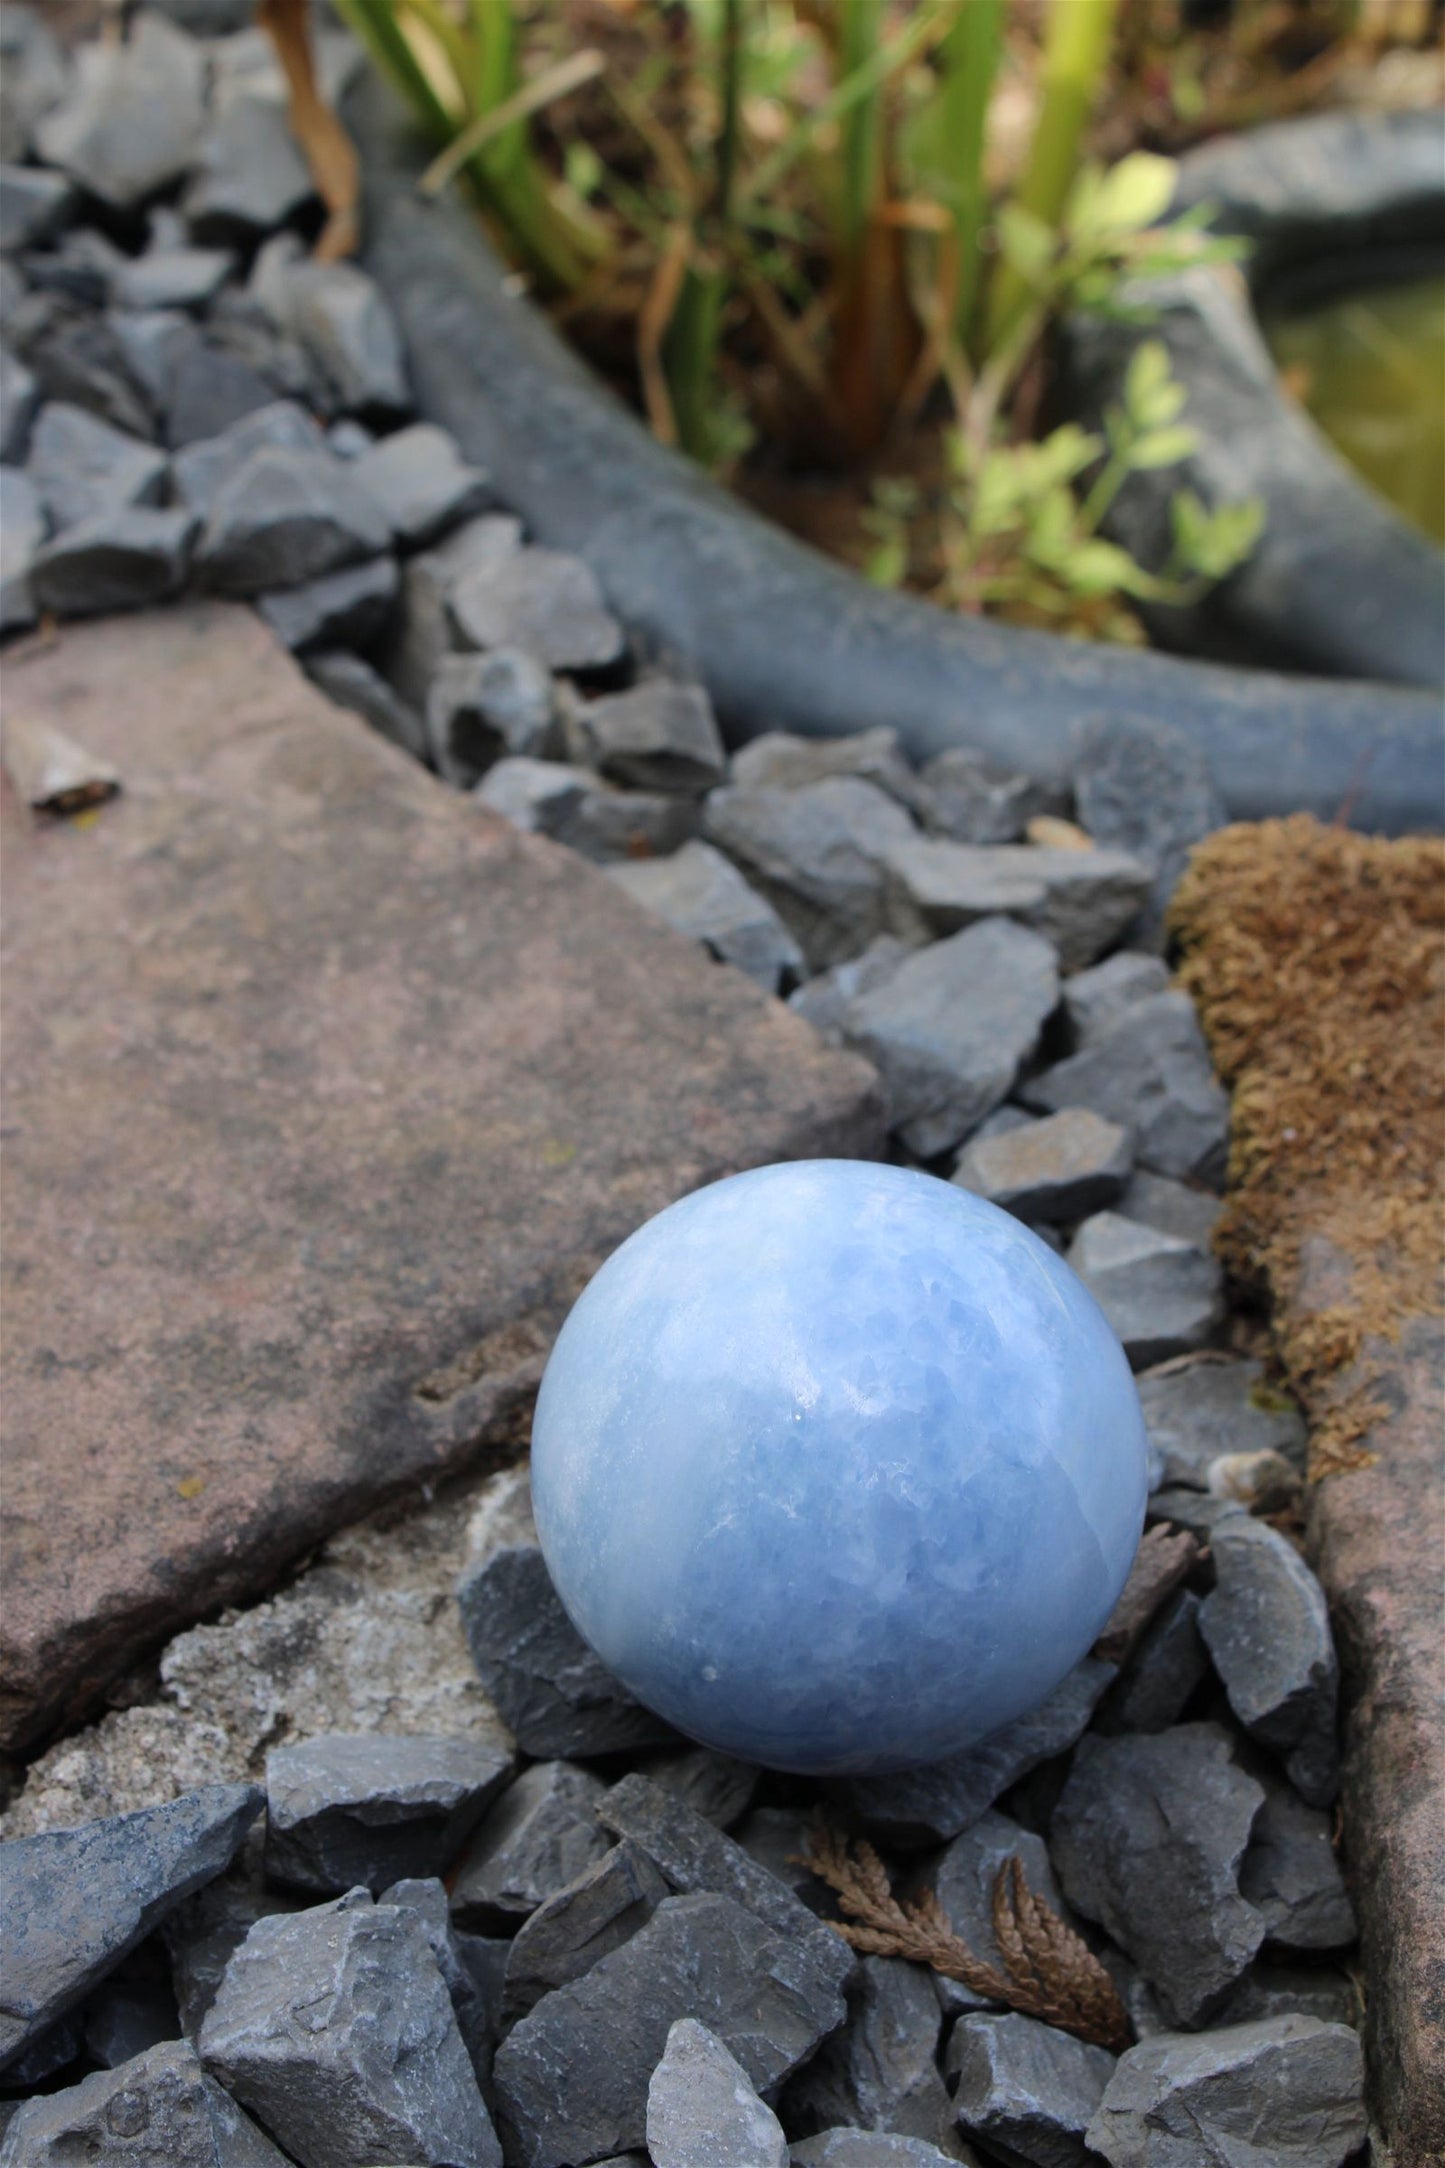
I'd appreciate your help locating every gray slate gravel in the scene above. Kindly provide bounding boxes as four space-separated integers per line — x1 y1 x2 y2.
1085 2014 1366 2168
196 445 390 594
1095 1588 1211 1736
947 2009 1116 2168
703 777 916 968
34 13 204 209
1072 713 1226 948
953 1107 1132 1224
647 2017 789 2168
29 503 195 616
1138 1358 1307 1490
0 465 44 631
915 746 1060 843
170 397 327 518
1199 1517 1340 1807
256 551 398 656
450 1760 611 1932
182 93 316 241
730 725 922 808
607 840 805 993
782 1954 954 2150
0 2037 290 2167
450 543 625 670
502 1837 668 2016
1067 1211 1223 1368
426 647 557 783
352 420 491 548
1239 1768 1356 1952
26 399 166 530
263 1732 513 1896
305 648 427 761
1020 990 1229 1186
577 679 728 795
880 839 1152 969
1061 952 1171 1046
0 343 39 462
0 163 75 251
0 1782 260 2072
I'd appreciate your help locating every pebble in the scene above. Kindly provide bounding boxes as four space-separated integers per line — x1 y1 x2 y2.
836 1658 1115 1848
952 1107 1133 1223
840 917 1060 1158
198 1889 502 2168
1210 1963 1359 2030
915 746 1060 843
502 1838 669 2017
305 648 428 762
263 1732 513 1897
10 291 154 436
731 725 923 812
1240 1767 1356 1951
0 344 36 462
383 512 522 707
182 94 316 242
1062 951 1171 1045
1114 1168 1222 1250
0 464 44 631
450 542 625 670
1199 1517 1340 1808
0 7 70 163
948 2010 1116 2168
261 253 411 417
34 11 205 209
170 397 327 519
636 1746 760 1830
351 420 492 547
1072 713 1226 948
110 246 235 315
792 2138 971 2167
607 840 805 993
1067 1211 1224 1368
1085 2014 1366 2168
787 935 917 1042
647 2016 789 2168
1051 1723 1266 2027
880 840 1153 969
703 777 916 968
491 1890 848 2168
0 1782 260 2073
28 502 196 616
1095 1588 1211 1735
916 1807 1070 2001
782 1954 953 2149
456 1542 679 1758
0 162 74 251
25 399 166 531
81 1958 181 2069
256 551 398 656
381 1877 507 2090
196 445 391 595
1020 990 1230 1186
0 2037 291 2167
163 1874 300 2038
475 753 594 836
1136 1358 1306 1490
426 647 557 784
578 679 728 795
449 1761 611 1933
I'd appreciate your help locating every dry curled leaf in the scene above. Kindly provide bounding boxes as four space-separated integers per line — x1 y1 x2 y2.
802 1817 1132 2054
1091 1522 1201 1666
2 714 120 815
257 0 359 261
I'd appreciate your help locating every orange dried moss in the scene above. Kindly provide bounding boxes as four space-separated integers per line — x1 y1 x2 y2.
1168 816 1445 1478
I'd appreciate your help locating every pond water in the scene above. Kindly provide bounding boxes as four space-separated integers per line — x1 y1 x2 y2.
1263 277 1445 544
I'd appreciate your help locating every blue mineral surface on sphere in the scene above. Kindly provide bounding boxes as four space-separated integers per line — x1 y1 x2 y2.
530 1160 1148 1776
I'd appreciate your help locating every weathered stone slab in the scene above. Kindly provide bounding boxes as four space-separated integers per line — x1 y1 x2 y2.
0 604 883 1753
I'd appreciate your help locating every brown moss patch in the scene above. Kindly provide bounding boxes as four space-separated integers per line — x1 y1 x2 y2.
1168 816 1445 1478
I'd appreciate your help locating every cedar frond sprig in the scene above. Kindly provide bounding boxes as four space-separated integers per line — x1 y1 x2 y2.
801 1818 1132 2054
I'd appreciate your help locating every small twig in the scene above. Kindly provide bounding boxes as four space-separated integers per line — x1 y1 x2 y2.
636 223 693 447
419 49 608 198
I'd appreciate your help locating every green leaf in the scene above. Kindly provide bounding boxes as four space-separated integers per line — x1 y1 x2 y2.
1026 485 1077 563
1123 339 1186 428
1087 152 1178 237
997 204 1056 287
1062 537 1147 597
865 534 908 588
1127 423 1198 470
1170 490 1265 578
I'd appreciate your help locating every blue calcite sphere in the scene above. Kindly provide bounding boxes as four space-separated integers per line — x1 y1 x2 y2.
530 1160 1148 1776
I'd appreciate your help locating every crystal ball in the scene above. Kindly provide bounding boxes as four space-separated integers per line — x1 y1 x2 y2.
530 1160 1147 1775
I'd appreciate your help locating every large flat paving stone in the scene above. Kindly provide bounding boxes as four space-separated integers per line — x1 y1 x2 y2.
0 603 884 1754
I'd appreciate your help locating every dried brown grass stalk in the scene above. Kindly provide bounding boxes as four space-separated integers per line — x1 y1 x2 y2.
802 1819 1132 2054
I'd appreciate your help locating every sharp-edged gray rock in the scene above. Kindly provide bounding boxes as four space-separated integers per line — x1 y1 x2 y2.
880 840 1152 969
1144 1487 1249 1540
162 1875 300 2039
781 1954 953 2149
492 1890 849 2168
328 418 373 459
1137 1358 1307 1490
1085 2014 1366 2168
1051 1724 1266 2027
841 917 1060 1159
0 464 44 632
449 1760 611 1933
792 2137 970 2167
0 7 69 163
731 725 923 812
787 936 917 1042
0 163 74 252
0 2037 291 2167
0 1782 260 2072
635 1745 759 1830
915 746 1060 844
151 329 281 451
26 400 166 531
733 1806 824 1901
1067 1212 1224 1368
1095 1589 1211 1735
169 397 329 519
182 94 316 242
304 647 427 761
474 753 592 835
1062 952 1171 1047
29 503 195 617
1209 1964 1359 2031
426 647 556 783
198 1890 501 2168
1114 1168 1222 1251
457 1543 677 1757
263 1732 513 1896
450 542 625 669
196 446 390 594
953 1107 1132 1223
382 511 521 707
9 288 154 435
0 344 38 464
834 1659 1115 1848
34 12 205 209
607 839 805 992
258 249 410 416
112 247 234 315
597 1772 855 1996
702 777 916 969
947 2010 1116 2168
255 550 398 655
577 678 727 795
1239 1768 1355 1952
380 1877 503 2091
1019 991 1229 1186
915 1810 1068 2007
648 2016 789 2168
351 420 491 547
1199 1517 1340 1808
81 1961 181 2069
1072 713 1226 948
502 1838 668 2016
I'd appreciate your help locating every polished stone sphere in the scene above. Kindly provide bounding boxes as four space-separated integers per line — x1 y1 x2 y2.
530 1160 1148 1775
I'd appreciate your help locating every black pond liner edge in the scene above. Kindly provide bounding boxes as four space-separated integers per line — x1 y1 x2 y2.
348 76 1444 837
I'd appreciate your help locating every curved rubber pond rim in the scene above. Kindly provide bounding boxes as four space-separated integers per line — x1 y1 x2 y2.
348 76 1443 836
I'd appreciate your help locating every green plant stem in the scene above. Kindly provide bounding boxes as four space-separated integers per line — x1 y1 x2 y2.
328 0 452 138
939 0 1003 352
665 263 728 462
984 0 1122 350
715 0 744 226
838 0 884 255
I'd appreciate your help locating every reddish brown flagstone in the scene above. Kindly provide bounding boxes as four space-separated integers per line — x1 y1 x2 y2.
1 603 884 1754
